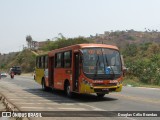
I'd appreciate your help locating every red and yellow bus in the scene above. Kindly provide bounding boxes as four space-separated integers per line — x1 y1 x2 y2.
35 44 124 98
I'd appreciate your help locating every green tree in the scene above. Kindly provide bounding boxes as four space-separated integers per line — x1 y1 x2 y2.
123 44 138 57
41 35 91 51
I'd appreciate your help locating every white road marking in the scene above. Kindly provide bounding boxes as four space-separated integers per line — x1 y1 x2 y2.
20 107 87 111
16 103 59 105
78 103 105 111
8 97 59 99
9 99 52 102
58 108 86 110
9 99 24 100
58 103 74 105
20 107 46 109
135 87 160 90
17 103 74 105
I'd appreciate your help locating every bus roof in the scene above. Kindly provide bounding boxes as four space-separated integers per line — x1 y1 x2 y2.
48 44 119 56
76 44 118 49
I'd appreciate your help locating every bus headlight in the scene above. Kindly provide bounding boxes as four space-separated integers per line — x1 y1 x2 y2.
82 79 87 84
89 83 93 88
82 78 92 87
117 81 122 86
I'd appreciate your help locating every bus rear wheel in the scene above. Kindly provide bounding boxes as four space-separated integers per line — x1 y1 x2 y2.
42 79 48 91
65 82 72 97
96 93 105 98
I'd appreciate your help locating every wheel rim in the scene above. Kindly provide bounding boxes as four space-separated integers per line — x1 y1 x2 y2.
42 81 44 89
67 85 70 96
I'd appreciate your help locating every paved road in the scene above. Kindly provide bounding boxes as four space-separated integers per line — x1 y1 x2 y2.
0 75 160 120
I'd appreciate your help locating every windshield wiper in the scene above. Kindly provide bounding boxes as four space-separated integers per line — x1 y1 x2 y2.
94 55 100 77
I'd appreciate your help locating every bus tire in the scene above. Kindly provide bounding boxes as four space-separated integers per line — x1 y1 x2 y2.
65 82 72 97
42 78 48 91
96 93 105 98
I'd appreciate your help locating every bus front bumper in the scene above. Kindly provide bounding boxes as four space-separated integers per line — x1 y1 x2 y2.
80 83 122 94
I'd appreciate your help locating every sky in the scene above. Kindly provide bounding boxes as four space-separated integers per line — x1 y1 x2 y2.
0 0 160 53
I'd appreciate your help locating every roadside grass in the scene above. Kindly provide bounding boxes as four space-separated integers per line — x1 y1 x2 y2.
123 76 160 88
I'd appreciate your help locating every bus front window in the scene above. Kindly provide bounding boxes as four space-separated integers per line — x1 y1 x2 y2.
82 48 122 79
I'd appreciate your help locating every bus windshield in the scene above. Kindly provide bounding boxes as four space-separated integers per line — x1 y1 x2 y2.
82 48 122 79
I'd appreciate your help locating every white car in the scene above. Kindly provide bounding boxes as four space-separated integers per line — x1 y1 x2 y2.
1 72 8 78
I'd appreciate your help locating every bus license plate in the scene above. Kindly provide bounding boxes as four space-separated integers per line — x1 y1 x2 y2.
102 88 109 91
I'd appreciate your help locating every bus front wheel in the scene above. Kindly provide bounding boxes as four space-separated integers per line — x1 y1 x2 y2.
96 93 105 98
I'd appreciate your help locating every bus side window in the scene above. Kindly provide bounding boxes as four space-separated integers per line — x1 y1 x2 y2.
39 56 43 68
55 53 63 68
38 57 40 68
42 56 44 68
36 57 39 68
64 51 71 68
45 56 48 68
42 56 47 69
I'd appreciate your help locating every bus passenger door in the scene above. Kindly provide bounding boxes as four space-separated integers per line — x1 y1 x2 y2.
49 57 54 87
73 52 79 91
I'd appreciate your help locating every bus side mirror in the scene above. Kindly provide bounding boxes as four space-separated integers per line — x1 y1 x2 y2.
122 66 127 76
121 55 126 76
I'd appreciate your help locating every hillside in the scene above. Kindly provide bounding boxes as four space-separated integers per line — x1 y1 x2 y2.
0 52 19 71
93 30 160 49
0 49 36 73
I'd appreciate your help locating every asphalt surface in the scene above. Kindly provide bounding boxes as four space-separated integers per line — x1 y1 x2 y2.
0 75 160 120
